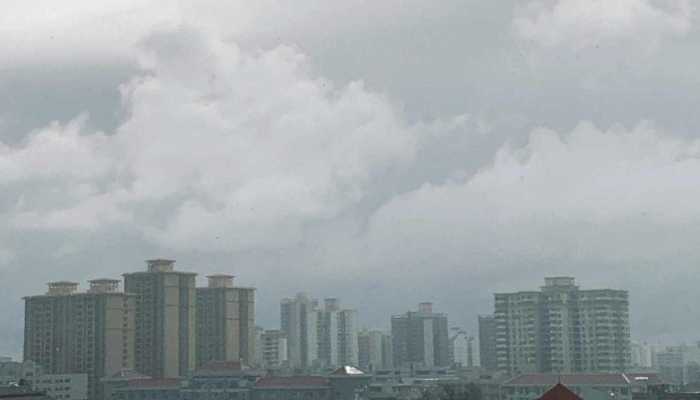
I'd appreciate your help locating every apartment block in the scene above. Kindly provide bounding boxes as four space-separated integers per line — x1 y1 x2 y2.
317 299 359 368
494 277 631 375
123 259 196 379
196 274 256 367
281 293 318 369
23 279 134 400
391 303 449 368
478 315 497 371
259 330 289 369
358 330 392 371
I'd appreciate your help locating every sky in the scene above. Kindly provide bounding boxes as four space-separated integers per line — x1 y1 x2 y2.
1 0 699 357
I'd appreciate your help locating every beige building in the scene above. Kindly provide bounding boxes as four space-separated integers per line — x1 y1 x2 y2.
23 279 135 400
494 277 631 375
196 274 256 366
124 259 197 379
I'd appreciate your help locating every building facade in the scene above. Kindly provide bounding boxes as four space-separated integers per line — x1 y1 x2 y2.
478 315 498 371
196 275 256 367
494 277 631 375
391 303 449 368
317 299 359 368
123 259 196 379
259 330 288 369
23 279 135 400
281 293 318 369
358 330 393 372
449 329 473 368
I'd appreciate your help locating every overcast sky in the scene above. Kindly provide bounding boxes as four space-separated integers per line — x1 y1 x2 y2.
1 0 699 358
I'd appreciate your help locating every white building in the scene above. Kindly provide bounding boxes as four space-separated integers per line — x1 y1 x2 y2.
281 293 318 368
317 299 359 368
449 329 473 367
631 341 654 369
260 330 289 369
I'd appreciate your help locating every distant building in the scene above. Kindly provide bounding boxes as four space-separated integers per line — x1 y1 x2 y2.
124 259 196 379
317 299 359 368
478 315 497 371
495 277 631 375
0 361 87 400
391 303 449 368
449 329 473 368
631 341 654 369
196 274 256 367
23 279 135 400
259 330 288 369
281 293 319 369
358 330 392 372
655 344 700 386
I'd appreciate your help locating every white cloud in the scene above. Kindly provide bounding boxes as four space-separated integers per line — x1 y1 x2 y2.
367 121 700 271
2 26 419 250
513 0 693 49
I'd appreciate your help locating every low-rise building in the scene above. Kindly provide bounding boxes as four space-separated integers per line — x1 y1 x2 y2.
181 361 264 400
252 376 331 400
0 361 87 400
502 374 634 400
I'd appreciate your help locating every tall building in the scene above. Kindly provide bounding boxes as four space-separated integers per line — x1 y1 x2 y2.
259 330 289 369
23 279 135 400
358 330 392 371
123 259 196 379
494 277 631 375
654 343 700 386
391 302 449 368
196 274 256 366
630 341 653 369
317 299 359 368
478 315 498 371
280 293 318 369
449 328 474 368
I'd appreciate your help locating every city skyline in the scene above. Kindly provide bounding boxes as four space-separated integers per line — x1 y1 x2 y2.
4 1 700 359
10 268 658 360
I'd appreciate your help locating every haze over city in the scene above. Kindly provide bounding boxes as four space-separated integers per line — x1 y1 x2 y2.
3 0 700 364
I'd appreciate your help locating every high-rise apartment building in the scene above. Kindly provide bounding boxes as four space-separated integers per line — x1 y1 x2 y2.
478 315 498 371
654 344 700 386
317 299 359 368
494 277 631 375
391 303 449 368
259 330 288 369
358 330 393 371
281 293 318 369
449 329 474 368
196 275 256 366
123 259 196 379
23 279 135 400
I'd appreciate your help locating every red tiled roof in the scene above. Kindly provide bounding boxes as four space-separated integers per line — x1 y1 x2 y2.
504 374 629 386
126 379 182 389
538 384 583 400
255 376 329 389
